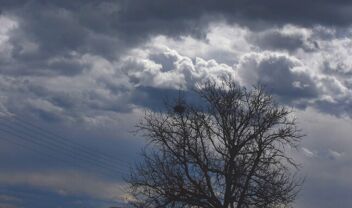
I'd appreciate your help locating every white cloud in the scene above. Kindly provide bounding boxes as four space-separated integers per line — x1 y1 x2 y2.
128 23 352 118
149 22 251 65
0 16 17 62
122 45 236 89
27 98 64 114
2 21 352 123
1 11 352 208
302 147 315 158
328 149 343 159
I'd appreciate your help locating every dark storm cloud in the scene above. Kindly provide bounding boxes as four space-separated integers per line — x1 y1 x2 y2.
247 30 318 52
256 57 318 102
237 53 319 105
3 0 352 62
1 1 352 207
1 0 206 71
1 0 352 78
114 0 352 30
3 0 352 27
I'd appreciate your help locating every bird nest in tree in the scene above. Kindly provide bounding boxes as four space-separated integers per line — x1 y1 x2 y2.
173 104 185 114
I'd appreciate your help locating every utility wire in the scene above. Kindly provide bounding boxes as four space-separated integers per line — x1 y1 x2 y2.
0 117 131 174
10 116 131 167
0 126 128 178
0 134 128 193
0 122 130 175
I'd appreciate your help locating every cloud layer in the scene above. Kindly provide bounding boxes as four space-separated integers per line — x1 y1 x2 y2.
1 1 352 208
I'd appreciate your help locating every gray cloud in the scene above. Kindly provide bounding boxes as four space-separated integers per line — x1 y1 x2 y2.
293 109 352 208
247 26 318 52
236 52 319 105
1 1 352 207
1 0 352 78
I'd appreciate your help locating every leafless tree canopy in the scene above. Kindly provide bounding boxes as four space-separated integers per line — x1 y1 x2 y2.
128 80 303 208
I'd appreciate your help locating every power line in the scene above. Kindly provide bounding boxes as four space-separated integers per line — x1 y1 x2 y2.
0 112 134 195
0 135 128 194
0 126 128 177
3 115 131 168
0 124 130 176
0 116 131 174
12 116 131 167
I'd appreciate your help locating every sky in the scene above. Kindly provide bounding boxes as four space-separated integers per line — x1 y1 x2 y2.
1 0 352 207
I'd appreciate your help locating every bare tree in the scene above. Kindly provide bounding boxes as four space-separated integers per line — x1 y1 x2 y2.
128 80 303 208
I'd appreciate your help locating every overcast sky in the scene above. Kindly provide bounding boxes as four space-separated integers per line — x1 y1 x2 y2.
1 1 352 207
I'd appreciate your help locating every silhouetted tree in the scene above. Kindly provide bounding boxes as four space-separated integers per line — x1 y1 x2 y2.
128 80 303 208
